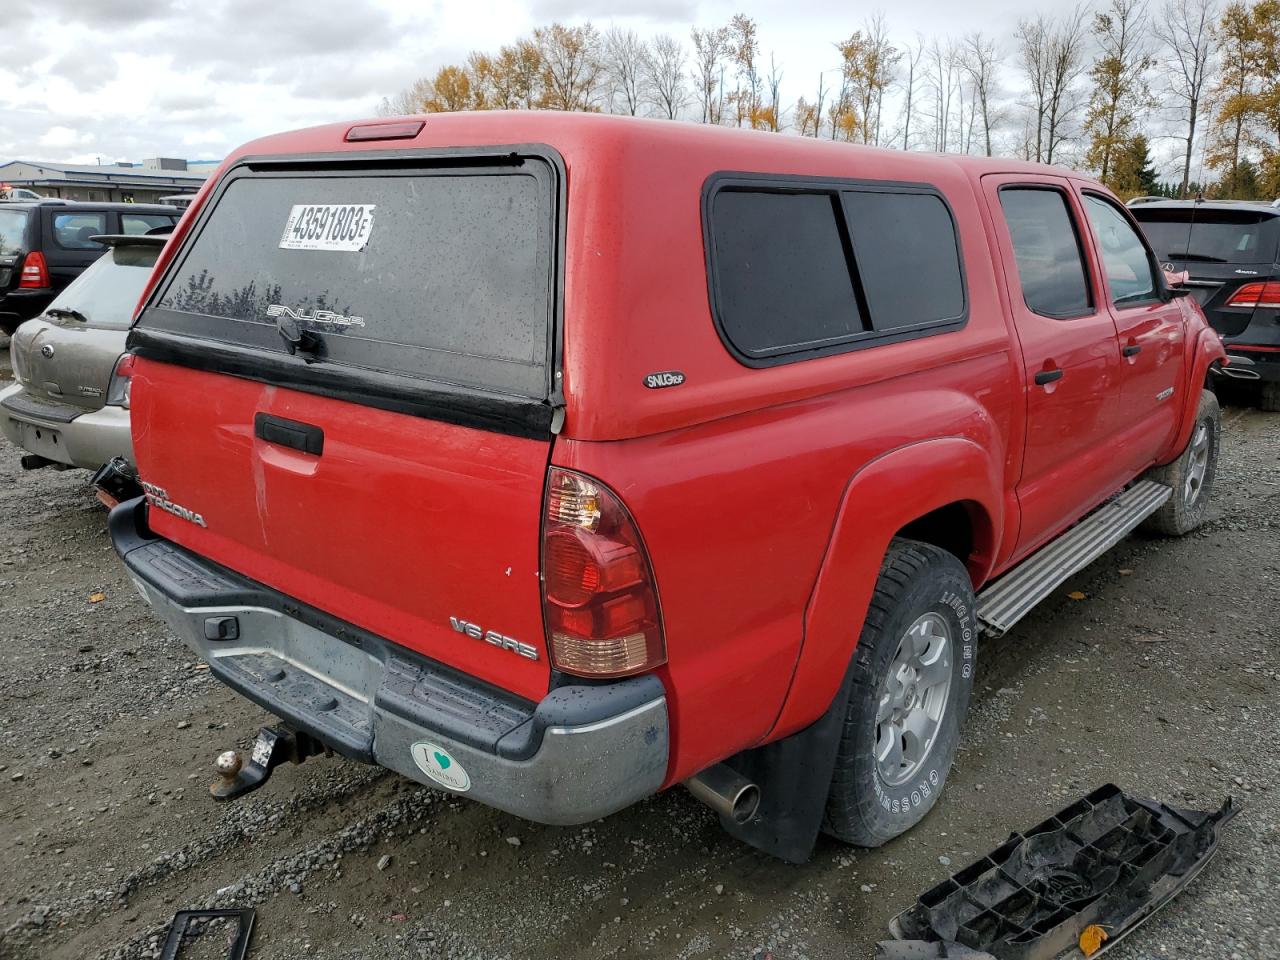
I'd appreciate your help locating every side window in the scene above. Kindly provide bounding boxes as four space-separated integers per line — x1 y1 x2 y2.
1082 194 1158 305
52 212 108 250
122 213 175 235
709 189 865 360
706 180 966 364
998 188 1093 319
842 190 965 331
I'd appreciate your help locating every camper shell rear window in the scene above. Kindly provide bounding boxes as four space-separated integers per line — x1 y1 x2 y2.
137 154 559 403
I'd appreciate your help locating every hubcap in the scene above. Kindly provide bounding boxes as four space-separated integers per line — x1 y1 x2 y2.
875 612 953 787
1184 421 1211 507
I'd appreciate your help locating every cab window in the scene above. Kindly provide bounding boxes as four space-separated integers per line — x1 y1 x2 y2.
1083 194 1159 306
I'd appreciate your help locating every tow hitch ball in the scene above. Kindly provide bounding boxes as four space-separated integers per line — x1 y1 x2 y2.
210 726 325 801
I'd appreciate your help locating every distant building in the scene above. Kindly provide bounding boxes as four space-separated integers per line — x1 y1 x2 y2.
0 158 213 204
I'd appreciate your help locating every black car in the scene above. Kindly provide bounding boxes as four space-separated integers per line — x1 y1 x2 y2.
0 200 179 335
1131 199 1280 410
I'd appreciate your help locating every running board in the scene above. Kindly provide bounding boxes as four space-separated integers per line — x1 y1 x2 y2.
977 480 1172 637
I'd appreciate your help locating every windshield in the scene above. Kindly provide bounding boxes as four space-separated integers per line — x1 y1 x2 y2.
1136 209 1280 264
142 162 556 399
47 244 160 330
0 209 28 256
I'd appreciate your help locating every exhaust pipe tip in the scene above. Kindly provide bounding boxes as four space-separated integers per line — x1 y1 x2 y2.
685 764 761 825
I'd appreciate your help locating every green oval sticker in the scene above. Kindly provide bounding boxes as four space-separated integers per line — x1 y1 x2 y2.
410 741 471 793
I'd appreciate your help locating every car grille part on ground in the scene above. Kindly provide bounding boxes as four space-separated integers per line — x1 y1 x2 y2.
91 454 141 506
977 481 1172 637
160 908 255 959
877 784 1239 960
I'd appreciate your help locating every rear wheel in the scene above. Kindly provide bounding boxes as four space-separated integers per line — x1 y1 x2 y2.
823 539 976 847
1142 389 1219 536
1260 381 1280 413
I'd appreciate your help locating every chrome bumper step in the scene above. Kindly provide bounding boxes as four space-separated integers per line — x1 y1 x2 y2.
978 480 1172 637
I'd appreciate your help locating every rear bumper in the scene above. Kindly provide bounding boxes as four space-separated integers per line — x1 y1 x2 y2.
107 498 669 825
0 382 133 469
1225 348 1280 383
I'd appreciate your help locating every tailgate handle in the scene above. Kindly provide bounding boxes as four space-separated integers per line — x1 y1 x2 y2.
254 414 324 456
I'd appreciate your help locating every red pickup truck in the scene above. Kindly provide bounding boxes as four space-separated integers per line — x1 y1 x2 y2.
102 113 1227 862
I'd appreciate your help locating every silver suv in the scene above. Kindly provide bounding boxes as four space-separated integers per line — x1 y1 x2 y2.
1 233 166 470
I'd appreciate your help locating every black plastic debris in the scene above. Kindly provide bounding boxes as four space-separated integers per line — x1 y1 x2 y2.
160 908 255 960
878 783 1238 960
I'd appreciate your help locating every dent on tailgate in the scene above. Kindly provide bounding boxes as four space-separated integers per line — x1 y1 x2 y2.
131 360 552 701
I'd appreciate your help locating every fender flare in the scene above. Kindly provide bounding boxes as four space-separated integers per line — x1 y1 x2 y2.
766 436 1003 740
1162 327 1227 466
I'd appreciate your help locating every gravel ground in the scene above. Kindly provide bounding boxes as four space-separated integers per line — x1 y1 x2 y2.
0 342 1276 960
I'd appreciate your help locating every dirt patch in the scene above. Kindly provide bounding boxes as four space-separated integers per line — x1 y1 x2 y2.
2 345 1276 959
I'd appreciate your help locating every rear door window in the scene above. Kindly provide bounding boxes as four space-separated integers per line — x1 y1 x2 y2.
998 188 1093 318
0 209 28 255
705 178 966 364
122 213 176 235
142 161 557 399
53 212 108 250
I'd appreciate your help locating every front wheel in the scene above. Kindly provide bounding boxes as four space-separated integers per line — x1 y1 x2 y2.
823 539 977 847
1142 389 1220 536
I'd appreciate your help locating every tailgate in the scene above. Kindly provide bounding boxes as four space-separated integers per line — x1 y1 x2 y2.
128 152 561 700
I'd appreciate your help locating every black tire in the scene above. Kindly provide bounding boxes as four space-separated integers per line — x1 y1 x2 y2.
823 538 977 847
1142 389 1219 536
1260 381 1280 414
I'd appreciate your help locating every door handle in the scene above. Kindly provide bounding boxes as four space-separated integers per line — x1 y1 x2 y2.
254 413 324 455
1122 344 1142 357
1034 368 1064 386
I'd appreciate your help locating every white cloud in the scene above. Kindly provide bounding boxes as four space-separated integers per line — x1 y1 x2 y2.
0 0 1204 182
38 125 94 149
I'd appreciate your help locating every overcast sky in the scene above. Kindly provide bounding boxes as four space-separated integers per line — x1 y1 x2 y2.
0 0 1191 177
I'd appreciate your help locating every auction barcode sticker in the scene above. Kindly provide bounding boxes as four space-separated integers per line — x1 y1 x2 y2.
280 203 375 251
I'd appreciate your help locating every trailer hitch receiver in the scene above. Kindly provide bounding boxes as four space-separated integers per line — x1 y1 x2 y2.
210 726 324 800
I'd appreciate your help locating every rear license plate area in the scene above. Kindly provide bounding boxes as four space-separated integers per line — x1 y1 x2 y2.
14 420 64 460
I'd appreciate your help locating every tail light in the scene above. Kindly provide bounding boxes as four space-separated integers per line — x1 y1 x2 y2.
18 252 48 288
1226 281 1280 309
106 353 134 408
541 468 666 678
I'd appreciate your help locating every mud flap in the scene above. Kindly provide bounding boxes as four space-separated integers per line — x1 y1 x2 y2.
715 659 857 864
880 784 1239 959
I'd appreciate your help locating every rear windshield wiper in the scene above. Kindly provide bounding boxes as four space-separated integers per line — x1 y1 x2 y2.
45 307 88 323
275 315 325 363
1175 252 1228 263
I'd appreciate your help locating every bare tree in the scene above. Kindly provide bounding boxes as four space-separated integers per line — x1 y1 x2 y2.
1044 7 1091 164
926 38 961 152
535 23 603 111
728 13 763 127
377 77 434 116
1155 0 1218 196
691 25 730 123
645 33 687 120
900 35 926 149
765 53 783 131
1017 15 1052 160
603 26 649 116
1018 9 1090 164
960 32 1002 156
